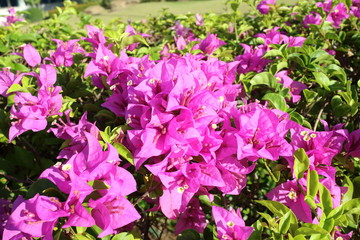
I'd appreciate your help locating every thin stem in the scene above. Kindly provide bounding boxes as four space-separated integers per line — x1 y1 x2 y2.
313 102 328 131
133 182 160 207
0 172 32 184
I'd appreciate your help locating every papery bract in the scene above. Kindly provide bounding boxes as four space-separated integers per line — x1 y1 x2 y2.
212 206 254 240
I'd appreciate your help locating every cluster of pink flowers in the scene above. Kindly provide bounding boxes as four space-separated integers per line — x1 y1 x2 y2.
1 7 23 26
235 26 306 74
3 39 85 142
306 0 351 28
3 111 140 238
257 0 276 15
1 12 359 237
81 22 356 237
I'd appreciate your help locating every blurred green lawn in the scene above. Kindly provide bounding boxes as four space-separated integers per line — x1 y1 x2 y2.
90 0 299 23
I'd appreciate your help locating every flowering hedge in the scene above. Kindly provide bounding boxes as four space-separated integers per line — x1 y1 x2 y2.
0 0 360 239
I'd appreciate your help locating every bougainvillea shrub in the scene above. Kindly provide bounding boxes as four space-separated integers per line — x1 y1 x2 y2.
0 0 360 239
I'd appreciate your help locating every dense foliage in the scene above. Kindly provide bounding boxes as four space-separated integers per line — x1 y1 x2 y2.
0 0 360 239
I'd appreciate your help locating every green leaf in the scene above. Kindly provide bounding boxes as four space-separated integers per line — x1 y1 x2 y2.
293 235 306 240
258 212 277 228
321 218 335 232
313 72 330 90
250 72 280 90
6 84 28 94
352 176 360 199
199 195 212 207
262 93 287 112
290 111 303 125
304 195 317 210
342 175 354 203
303 89 318 103
256 200 290 217
100 130 110 143
319 183 333 216
76 227 87 234
112 232 135 240
288 53 306 67
113 142 134 165
120 34 149 50
307 170 319 197
88 180 110 190
263 49 283 58
279 210 292 234
26 178 59 199
230 1 239 11
249 220 263 240
295 223 329 236
342 198 360 215
176 229 200 240
328 205 344 220
293 148 310 180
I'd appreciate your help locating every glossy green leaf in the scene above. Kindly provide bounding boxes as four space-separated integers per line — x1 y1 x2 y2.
263 93 287 112
6 84 28 94
113 142 134 165
303 89 318 103
295 223 329 236
313 72 330 90
307 170 319 197
293 148 310 180
319 183 333 216
26 178 60 199
250 72 281 90
177 229 200 240
256 200 290 217
112 232 135 240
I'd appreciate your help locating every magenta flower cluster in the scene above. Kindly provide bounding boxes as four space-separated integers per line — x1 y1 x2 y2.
1 5 359 237
4 111 140 238
81 24 353 237
3 40 85 142
1 7 24 26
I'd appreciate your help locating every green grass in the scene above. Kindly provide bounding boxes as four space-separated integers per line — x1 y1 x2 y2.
97 0 227 23
84 0 299 24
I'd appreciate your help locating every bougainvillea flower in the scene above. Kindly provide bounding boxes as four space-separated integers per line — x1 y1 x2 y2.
175 198 206 235
288 125 347 180
326 3 349 28
3 194 68 240
275 70 307 103
88 195 141 237
157 161 224 219
235 44 271 74
0 68 24 97
303 12 322 28
221 106 293 161
195 13 204 26
266 179 312 222
255 27 305 47
83 25 108 51
0 199 11 237
212 206 254 240
257 0 276 14
9 92 48 142
1 7 24 26
316 0 333 13
46 39 86 67
124 25 150 51
350 0 360 17
194 34 226 55
344 128 360 158
334 229 353 240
